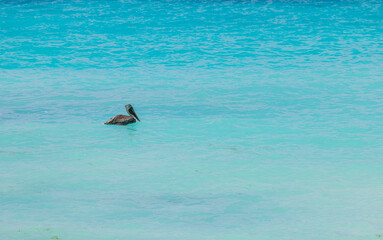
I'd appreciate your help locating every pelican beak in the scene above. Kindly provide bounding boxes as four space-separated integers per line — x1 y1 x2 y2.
129 107 140 121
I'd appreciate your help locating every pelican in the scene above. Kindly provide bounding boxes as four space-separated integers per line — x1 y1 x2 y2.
104 104 140 125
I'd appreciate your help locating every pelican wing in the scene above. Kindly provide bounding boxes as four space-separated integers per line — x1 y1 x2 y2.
104 115 136 125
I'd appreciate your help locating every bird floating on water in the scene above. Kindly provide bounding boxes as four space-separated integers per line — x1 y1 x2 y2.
104 104 140 125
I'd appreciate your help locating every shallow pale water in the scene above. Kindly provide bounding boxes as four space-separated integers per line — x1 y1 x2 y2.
1 0 383 239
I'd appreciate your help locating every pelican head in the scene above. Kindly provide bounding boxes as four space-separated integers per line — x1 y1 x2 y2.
125 104 140 121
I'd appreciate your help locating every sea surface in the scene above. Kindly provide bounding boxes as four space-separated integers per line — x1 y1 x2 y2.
1 0 383 239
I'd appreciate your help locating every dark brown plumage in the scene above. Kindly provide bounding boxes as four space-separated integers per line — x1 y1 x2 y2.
104 104 140 125
104 114 136 125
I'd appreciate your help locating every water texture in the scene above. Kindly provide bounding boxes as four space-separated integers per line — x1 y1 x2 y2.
1 0 383 239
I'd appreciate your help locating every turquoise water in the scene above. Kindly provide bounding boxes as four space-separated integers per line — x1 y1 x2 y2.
1 0 383 239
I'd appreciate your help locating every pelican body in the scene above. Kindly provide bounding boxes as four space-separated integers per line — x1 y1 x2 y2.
104 104 140 125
